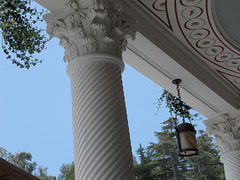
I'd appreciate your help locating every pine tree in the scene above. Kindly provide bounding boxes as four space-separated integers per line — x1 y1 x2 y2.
185 130 225 180
134 119 225 180
134 144 153 180
146 118 187 180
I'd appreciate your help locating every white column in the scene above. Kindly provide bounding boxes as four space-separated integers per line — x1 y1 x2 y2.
44 0 136 179
204 111 240 180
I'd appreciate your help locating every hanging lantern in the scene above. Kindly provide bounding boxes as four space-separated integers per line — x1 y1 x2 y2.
172 79 198 157
176 122 198 156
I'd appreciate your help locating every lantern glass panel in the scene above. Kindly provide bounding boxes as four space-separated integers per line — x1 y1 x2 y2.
179 131 198 156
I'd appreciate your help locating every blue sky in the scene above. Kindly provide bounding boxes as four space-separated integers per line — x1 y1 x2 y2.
0 2 207 177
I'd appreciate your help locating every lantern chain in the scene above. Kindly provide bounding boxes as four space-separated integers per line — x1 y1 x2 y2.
176 82 181 100
173 79 185 123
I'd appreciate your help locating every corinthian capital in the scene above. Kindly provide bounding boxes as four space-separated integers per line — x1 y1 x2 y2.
44 0 136 62
204 111 240 155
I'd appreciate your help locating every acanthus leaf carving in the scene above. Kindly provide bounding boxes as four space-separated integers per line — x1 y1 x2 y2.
205 112 240 155
44 0 136 62
66 0 79 11
79 37 98 55
59 38 79 63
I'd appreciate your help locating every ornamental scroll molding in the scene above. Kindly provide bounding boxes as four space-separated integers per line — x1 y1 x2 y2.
205 112 240 155
44 0 136 62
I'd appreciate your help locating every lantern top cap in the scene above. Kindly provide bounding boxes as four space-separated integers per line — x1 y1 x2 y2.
177 122 196 132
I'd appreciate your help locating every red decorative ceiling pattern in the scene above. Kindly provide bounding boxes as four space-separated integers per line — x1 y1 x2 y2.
137 0 240 91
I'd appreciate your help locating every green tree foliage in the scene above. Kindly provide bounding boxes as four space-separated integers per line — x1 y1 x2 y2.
139 89 225 179
134 144 153 180
184 130 225 180
0 147 56 179
0 147 75 179
11 152 37 174
156 90 199 121
134 119 225 180
58 162 75 180
0 147 9 160
36 166 57 180
0 147 37 174
139 118 187 180
0 0 48 69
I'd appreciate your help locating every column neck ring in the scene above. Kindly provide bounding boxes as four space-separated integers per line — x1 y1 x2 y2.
220 150 240 162
66 53 124 78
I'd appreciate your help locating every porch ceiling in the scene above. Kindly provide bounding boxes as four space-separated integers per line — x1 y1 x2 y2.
34 0 240 118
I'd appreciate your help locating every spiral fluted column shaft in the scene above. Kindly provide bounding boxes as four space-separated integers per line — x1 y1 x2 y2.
66 54 135 180
220 151 240 180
